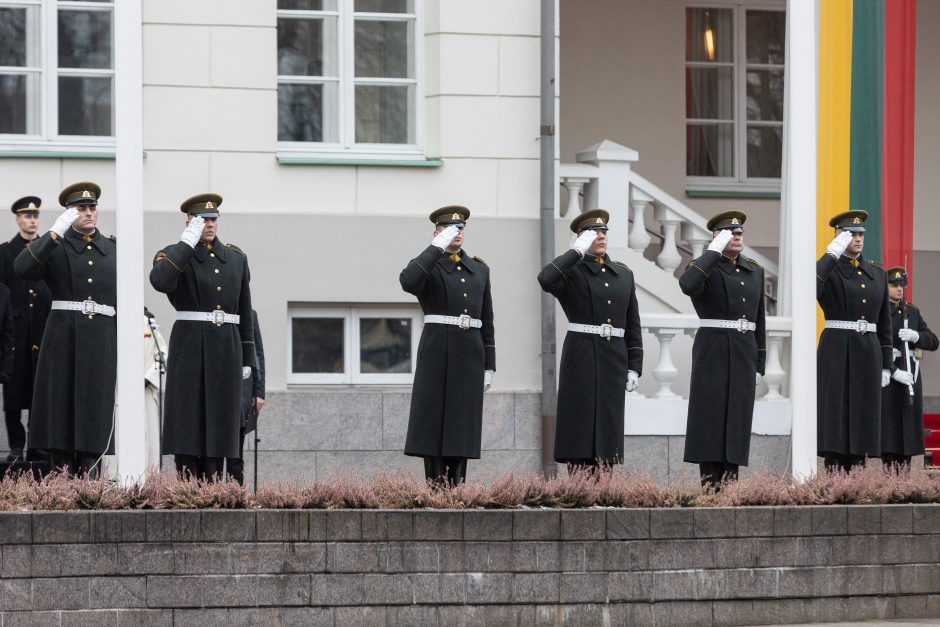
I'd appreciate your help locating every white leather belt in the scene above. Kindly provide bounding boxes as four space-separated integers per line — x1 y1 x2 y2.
825 320 877 334
568 323 625 338
51 300 115 317
699 318 756 333
177 311 240 326
424 314 482 330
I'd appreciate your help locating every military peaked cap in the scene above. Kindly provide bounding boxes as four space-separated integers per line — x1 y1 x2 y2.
829 210 868 232
59 182 101 207
886 266 908 286
11 196 40 214
707 210 746 233
429 205 470 226
181 193 223 218
570 209 610 233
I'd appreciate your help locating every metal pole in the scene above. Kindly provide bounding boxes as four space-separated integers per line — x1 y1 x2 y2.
114 0 147 482
539 0 558 478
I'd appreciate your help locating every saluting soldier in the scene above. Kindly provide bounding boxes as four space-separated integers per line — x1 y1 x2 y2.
880 267 939 468
679 211 766 487
817 210 893 473
537 209 643 472
150 194 255 480
400 206 495 486
0 196 51 462
14 182 117 475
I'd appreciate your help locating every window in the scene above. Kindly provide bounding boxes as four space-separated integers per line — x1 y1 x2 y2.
685 2 785 193
0 0 114 153
289 305 422 384
277 0 423 160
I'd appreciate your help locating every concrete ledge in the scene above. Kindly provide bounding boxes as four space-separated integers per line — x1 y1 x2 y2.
1 506 939 625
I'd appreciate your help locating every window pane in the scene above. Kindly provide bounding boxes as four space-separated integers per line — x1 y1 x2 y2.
746 69 783 121
355 20 411 78
58 75 112 136
0 73 40 135
278 0 337 9
355 0 412 13
58 9 112 69
746 11 786 65
686 8 732 63
355 84 412 144
278 82 338 142
687 124 733 177
0 7 27 66
359 318 412 374
685 67 733 120
278 16 337 76
747 126 783 178
292 318 344 373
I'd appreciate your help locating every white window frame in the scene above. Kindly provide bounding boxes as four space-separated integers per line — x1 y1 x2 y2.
685 0 785 195
288 304 422 385
276 0 425 162
0 0 116 155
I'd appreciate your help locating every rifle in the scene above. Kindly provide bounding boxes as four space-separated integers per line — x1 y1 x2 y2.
899 258 915 404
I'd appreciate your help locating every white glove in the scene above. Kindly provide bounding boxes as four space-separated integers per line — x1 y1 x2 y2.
707 229 734 254
756 373 762 385
431 225 460 251
571 229 598 257
625 370 639 392
484 370 494 392
50 207 80 237
180 216 205 248
881 369 891 388
242 366 251 380
826 230 853 259
899 328 919 344
892 369 915 386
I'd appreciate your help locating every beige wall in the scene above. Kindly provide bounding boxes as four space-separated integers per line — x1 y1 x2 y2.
914 0 940 253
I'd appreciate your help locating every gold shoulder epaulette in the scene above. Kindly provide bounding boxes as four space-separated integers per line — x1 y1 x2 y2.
226 243 246 256
109 235 116 242
746 256 761 267
907 302 920 310
868 259 884 270
613 261 630 271
473 255 487 267
154 251 167 261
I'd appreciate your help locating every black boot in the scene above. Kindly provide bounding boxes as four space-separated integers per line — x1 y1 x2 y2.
423 456 447 488
446 458 467 485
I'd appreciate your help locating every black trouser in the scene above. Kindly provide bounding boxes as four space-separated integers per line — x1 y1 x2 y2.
226 430 248 485
882 453 912 470
699 461 739 488
423 456 467 487
48 449 100 478
823 453 867 474
4 409 25 451
174 455 224 480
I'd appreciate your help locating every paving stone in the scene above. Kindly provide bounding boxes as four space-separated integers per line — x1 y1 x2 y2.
465 573 512 603
693 508 734 538
560 572 607 603
584 540 646 572
173 543 232 574
649 600 712 625
91 512 147 543
325 511 361 541
257 574 310 606
117 543 175 575
1 545 31 578
608 571 653 602
31 512 91 544
0 514 31 545
172 608 280 627
330 542 386 573
201 511 256 542
439 541 488 573
89 577 147 609
0 610 60 627
606 509 649 540
146 576 205 608
230 542 326 574
647 539 714 570
513 511 559 540
560 511 605 540
735 507 774 537
32 577 88 610
387 605 441 627
882 504 914 534
846 505 882 535
414 511 462 541
651 569 697 601
146 511 201 543
811 506 847 535
535 603 608 627
308 511 327 541
385 541 440 573
202 575 258 608
59 609 119 627
0 579 31 611
775 566 815 598
649 509 693 539
255 511 309 542
912 504 940 534
333 607 387 627
896 594 928 618
277 607 333 627
773 507 813 536
30 543 120 577
361 511 414 541
116 609 173 626
512 573 559 603
463 510 512 541
750 537 797 568
411 573 466 604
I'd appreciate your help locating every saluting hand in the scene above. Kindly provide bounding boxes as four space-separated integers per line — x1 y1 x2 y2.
826 230 853 259
571 229 597 257
431 225 460 251
707 229 734 254
625 370 639 392
180 216 206 248
50 207 80 238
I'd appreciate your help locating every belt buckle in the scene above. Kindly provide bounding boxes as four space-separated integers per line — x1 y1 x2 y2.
212 310 226 327
458 314 471 330
81 300 97 316
856 320 869 334
736 318 749 333
599 323 613 338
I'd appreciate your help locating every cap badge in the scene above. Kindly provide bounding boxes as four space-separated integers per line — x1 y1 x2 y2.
895 271 902 279
853 217 861 224
206 201 215 209
595 218 603 224
81 190 91 198
731 218 740 225
27 202 37 210
451 212 460 220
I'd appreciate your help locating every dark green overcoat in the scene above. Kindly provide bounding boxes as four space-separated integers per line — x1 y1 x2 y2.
816 254 892 457
881 301 938 456
400 245 495 459
14 229 116 454
538 250 643 464
0 233 51 410
679 251 766 466
150 238 254 459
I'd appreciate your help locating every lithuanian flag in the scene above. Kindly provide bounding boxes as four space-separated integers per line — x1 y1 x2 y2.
816 0 917 294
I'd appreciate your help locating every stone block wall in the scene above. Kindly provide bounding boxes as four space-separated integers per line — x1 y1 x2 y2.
1 506 939 625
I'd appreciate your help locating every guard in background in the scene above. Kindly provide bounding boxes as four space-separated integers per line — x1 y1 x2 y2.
226 309 265 485
816 210 893 473
150 194 255 480
400 206 495 486
679 211 766 487
144 308 168 470
880 267 938 468
537 209 643 472
0 197 51 462
14 182 117 475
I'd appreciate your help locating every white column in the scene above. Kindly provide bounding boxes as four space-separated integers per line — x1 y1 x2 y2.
650 328 682 398
680 221 711 259
782 0 817 479
653 206 682 272
761 331 789 401
114 0 147 482
628 188 652 253
561 177 589 217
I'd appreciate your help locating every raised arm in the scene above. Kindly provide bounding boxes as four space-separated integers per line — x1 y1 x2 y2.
149 242 196 294
399 245 443 296
679 251 721 298
537 249 581 298
14 233 57 281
